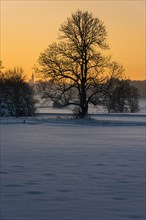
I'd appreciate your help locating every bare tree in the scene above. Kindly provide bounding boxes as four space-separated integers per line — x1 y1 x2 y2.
126 82 140 113
36 10 110 118
102 62 125 113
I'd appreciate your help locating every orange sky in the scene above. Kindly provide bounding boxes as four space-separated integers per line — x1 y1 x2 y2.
1 0 145 80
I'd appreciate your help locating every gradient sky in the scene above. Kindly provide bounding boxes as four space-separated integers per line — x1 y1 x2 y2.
1 0 145 80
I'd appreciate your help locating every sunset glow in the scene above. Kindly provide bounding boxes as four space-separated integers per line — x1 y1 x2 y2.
1 0 145 80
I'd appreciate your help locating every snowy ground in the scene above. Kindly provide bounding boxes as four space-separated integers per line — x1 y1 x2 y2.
0 115 146 220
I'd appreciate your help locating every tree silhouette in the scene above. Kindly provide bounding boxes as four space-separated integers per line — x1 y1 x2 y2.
0 67 36 117
37 10 110 118
103 68 140 113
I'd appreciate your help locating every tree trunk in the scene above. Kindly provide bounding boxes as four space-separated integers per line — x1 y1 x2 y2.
80 105 88 118
80 83 88 118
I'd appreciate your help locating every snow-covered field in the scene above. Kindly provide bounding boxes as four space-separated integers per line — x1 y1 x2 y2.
0 113 146 220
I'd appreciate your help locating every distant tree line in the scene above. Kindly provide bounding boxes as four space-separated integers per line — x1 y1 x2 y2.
0 60 140 117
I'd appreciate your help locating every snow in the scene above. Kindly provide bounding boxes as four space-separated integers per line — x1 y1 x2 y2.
36 98 146 114
0 114 145 220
